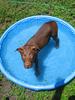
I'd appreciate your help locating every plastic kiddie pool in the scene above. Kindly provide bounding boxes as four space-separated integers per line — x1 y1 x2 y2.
0 15 75 91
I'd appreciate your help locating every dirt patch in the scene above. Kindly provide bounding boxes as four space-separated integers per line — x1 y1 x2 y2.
5 96 17 100
0 17 12 30
0 77 12 99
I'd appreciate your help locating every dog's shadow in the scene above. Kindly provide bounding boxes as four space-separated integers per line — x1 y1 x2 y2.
52 78 65 100
68 96 75 100
34 39 56 81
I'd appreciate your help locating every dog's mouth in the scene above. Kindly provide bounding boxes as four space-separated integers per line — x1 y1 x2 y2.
24 62 32 68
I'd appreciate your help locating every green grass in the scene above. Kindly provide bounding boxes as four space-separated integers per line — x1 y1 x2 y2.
0 0 75 100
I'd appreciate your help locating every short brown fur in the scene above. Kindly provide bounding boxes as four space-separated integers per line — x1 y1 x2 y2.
17 21 59 68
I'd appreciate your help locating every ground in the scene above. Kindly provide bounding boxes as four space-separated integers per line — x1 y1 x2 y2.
0 0 75 100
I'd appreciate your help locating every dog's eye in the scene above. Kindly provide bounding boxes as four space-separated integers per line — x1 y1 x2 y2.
24 53 26 56
30 54 33 58
22 55 25 59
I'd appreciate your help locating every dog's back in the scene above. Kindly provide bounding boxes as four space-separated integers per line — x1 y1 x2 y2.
27 21 58 49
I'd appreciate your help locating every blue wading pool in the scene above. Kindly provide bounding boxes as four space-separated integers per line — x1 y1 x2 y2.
0 15 75 91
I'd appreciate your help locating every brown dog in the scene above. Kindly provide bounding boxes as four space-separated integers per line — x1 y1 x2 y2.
17 21 59 68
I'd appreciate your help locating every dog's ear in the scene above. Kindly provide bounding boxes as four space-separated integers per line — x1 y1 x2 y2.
16 47 24 53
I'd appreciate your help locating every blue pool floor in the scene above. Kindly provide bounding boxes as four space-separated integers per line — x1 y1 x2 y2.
0 18 75 88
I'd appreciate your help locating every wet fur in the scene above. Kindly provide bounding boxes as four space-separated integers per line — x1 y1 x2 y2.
17 21 59 68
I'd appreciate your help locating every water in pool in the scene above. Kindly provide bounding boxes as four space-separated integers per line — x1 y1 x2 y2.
0 18 75 88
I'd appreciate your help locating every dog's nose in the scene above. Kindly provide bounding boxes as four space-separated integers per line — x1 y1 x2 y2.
25 63 32 68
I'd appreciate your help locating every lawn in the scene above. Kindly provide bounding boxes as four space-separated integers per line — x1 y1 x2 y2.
0 0 75 100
